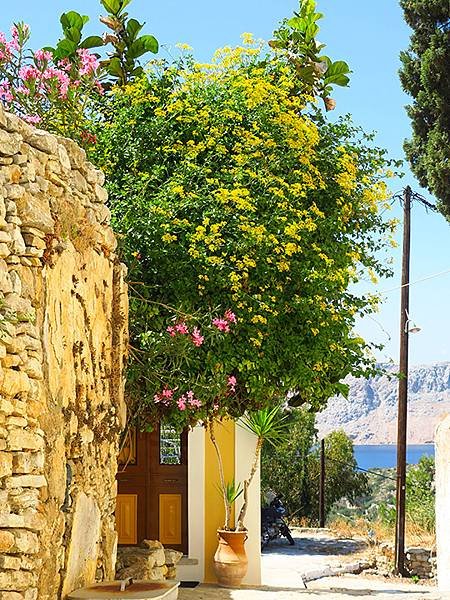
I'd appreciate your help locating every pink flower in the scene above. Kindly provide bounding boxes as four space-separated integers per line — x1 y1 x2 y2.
19 65 40 81
191 327 204 347
34 49 53 62
186 390 202 408
227 375 237 392
177 396 187 411
162 389 174 399
58 58 71 72
212 318 230 333
23 114 42 124
167 326 176 337
224 309 237 324
77 48 99 76
16 85 30 96
175 322 189 335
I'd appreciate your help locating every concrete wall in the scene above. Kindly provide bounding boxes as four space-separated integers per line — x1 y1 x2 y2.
0 106 128 599
435 414 450 592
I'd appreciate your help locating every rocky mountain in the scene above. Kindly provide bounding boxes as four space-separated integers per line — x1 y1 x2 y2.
316 363 450 444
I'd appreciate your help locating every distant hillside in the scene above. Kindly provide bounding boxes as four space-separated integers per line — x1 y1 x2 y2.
316 363 450 444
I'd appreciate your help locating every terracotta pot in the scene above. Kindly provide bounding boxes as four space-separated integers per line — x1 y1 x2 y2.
213 529 248 587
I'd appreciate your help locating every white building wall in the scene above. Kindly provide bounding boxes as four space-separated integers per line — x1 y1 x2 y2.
435 414 450 591
176 424 205 582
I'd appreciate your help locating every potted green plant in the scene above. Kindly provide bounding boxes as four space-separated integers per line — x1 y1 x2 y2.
208 406 288 587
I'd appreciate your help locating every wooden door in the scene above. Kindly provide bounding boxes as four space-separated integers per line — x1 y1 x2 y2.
116 424 188 553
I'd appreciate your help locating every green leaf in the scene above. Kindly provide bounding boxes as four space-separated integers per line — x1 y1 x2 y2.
324 74 350 87
126 18 144 42
325 60 350 77
334 382 350 399
56 38 78 58
127 35 158 59
118 0 132 14
139 34 159 54
80 36 104 49
60 11 85 32
65 27 82 45
287 16 306 32
101 0 121 15
305 23 319 42
106 57 123 76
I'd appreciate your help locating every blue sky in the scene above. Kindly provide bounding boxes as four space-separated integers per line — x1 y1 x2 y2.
2 0 449 366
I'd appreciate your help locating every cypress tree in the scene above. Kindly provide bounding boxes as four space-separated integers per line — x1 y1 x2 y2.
399 0 450 218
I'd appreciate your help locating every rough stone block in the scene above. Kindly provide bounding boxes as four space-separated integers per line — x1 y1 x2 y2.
0 555 21 570
0 451 13 477
0 371 30 397
12 452 44 474
6 474 47 488
10 529 39 554
0 569 35 591
7 431 44 452
0 529 15 552
15 193 54 234
0 130 22 156
25 131 57 155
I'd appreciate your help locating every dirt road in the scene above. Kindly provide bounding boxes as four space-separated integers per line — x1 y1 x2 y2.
179 529 443 600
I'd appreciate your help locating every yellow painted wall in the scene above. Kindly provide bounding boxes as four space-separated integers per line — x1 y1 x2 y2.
204 419 235 583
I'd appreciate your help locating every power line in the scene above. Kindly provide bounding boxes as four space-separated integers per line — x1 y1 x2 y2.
378 268 450 295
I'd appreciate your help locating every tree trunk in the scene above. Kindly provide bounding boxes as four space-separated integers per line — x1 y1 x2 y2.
208 420 232 529
236 437 263 531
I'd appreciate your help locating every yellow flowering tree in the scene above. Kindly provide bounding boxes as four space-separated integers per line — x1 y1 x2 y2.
93 38 396 431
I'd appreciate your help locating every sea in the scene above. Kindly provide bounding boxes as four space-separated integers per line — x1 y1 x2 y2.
354 444 435 471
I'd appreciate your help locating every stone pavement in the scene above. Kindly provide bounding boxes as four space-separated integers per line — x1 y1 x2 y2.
179 529 444 600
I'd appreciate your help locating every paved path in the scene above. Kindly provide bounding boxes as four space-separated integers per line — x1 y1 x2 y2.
179 529 444 600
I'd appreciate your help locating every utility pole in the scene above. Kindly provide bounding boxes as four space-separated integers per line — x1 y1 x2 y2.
319 438 325 528
395 185 412 576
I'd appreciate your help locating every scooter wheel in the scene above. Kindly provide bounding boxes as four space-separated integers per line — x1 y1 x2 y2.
285 531 295 546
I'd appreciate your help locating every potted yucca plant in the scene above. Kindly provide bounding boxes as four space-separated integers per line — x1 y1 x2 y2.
208 406 288 587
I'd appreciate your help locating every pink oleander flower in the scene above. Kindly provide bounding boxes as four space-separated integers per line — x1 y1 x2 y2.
19 65 40 81
34 49 53 62
167 325 176 337
57 58 71 72
162 388 174 399
212 318 230 333
16 85 30 96
77 48 99 76
23 114 42 124
227 375 237 392
224 309 237 324
186 390 202 408
177 396 187 411
175 322 189 335
191 327 204 347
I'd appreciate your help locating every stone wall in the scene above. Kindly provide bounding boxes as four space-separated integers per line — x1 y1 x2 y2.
436 414 450 592
0 106 128 599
